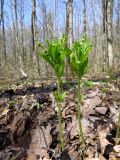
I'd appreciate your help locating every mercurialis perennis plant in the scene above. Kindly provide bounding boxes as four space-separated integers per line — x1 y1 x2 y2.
37 36 66 151
69 37 92 146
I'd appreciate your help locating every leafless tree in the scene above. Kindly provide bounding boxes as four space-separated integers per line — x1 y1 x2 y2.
54 0 57 37
83 0 86 34
66 0 73 48
0 0 7 62
107 0 113 71
31 0 40 75
0 0 119 81
10 0 19 64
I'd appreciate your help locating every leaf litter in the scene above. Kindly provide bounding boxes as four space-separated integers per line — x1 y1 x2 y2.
0 77 120 160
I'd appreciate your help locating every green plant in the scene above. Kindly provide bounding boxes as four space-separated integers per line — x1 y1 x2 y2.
83 80 94 88
37 36 66 151
101 88 109 93
68 37 92 146
8 101 15 109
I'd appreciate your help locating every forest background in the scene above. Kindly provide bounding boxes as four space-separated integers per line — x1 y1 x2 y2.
0 0 120 82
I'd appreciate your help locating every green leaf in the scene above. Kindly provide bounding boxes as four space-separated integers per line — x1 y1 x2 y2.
40 52 54 68
8 101 15 109
36 41 45 49
68 37 92 79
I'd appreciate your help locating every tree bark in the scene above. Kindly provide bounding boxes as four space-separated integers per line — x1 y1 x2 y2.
83 0 87 35
102 0 107 71
11 0 19 64
0 0 7 62
19 0 25 64
54 0 57 38
107 0 113 71
67 0 73 48
31 0 40 75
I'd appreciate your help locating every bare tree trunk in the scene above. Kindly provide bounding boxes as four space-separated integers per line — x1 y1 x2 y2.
31 0 40 76
77 1 80 40
83 0 87 34
54 0 57 38
19 0 25 64
65 0 73 81
107 0 113 71
31 0 36 60
0 0 7 62
102 0 113 72
40 0 49 78
116 0 120 51
11 0 19 64
67 0 73 48
91 0 97 72
116 0 120 69
102 0 107 71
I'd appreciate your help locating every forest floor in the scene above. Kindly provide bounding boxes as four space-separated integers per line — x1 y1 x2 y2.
0 73 120 160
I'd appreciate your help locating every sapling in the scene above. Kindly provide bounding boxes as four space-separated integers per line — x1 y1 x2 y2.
68 37 92 146
37 36 66 151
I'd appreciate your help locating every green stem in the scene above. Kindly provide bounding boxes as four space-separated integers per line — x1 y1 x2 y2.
77 78 84 146
116 104 120 144
57 79 64 151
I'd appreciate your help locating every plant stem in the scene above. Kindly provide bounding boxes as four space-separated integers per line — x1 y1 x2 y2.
116 104 120 144
57 79 64 151
77 78 84 146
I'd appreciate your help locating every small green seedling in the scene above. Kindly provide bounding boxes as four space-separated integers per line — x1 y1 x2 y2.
8 101 15 109
83 80 94 88
37 36 66 151
68 37 92 146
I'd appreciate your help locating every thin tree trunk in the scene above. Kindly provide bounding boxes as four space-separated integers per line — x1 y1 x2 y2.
83 0 87 35
31 0 36 60
65 0 73 82
40 0 49 78
54 0 57 38
91 0 97 72
11 0 19 64
102 0 107 71
107 0 113 71
77 2 80 40
1 0 7 62
67 0 73 48
31 0 40 76
19 0 25 64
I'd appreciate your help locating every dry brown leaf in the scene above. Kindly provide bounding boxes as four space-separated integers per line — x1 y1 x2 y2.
86 146 95 158
99 153 106 160
82 96 102 117
113 145 120 153
85 158 99 160
98 128 111 154
95 107 108 115
109 153 117 160
68 147 79 160
70 117 90 139
109 106 117 115
26 153 37 160
116 153 120 157
11 112 28 144
86 88 99 98
89 96 102 108
1 108 9 116
28 122 52 159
